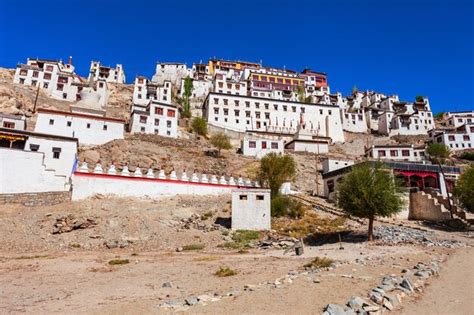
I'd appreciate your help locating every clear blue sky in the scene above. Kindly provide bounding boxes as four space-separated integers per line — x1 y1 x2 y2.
1 0 472 113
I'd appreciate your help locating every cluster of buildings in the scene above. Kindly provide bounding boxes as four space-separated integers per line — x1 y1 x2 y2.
2 56 472 214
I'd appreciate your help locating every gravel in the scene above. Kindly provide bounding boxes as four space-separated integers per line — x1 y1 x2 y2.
374 226 464 248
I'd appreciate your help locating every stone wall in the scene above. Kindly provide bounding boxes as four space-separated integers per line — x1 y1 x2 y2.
408 191 451 221
0 191 71 206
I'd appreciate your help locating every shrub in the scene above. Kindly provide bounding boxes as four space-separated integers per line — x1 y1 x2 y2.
191 117 207 136
271 195 306 218
433 112 445 119
182 244 205 251
426 143 451 163
108 259 130 265
459 152 474 161
454 164 474 212
210 132 232 157
304 257 334 269
257 153 296 198
215 267 237 277
415 95 425 102
219 230 261 249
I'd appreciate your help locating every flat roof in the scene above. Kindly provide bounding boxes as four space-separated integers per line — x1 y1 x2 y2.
0 127 78 143
0 113 25 120
37 108 126 123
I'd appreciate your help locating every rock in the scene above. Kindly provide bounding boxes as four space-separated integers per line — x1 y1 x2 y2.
347 296 369 311
383 299 393 310
415 270 430 279
369 291 384 304
378 283 395 292
165 300 182 307
244 284 256 291
162 282 172 288
83 150 101 164
283 277 293 284
197 294 212 302
342 274 354 278
313 278 321 283
185 297 198 306
400 279 414 293
384 294 400 308
227 290 242 297
176 247 183 252
372 287 385 296
323 303 347 315
363 305 380 312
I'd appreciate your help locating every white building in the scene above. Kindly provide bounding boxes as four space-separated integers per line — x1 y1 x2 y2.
133 76 172 106
129 100 178 138
440 111 474 128
203 92 345 143
365 144 427 162
428 124 474 151
34 89 125 146
231 189 271 231
152 62 190 86
88 61 126 84
0 113 26 130
241 137 284 159
284 125 330 154
322 158 355 174
0 128 78 193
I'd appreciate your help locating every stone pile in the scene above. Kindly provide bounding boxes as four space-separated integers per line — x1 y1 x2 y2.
256 235 299 249
52 214 97 234
323 258 442 315
175 214 227 233
374 226 464 248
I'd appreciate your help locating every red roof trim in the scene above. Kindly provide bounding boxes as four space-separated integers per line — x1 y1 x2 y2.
73 172 258 189
37 108 126 123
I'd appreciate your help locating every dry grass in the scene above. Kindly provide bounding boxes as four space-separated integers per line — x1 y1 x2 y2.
304 257 335 269
14 255 50 260
215 266 237 277
193 255 222 262
219 230 262 249
272 212 347 239
182 244 205 251
108 259 130 265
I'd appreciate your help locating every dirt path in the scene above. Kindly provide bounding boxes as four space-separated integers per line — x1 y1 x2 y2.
398 246 474 315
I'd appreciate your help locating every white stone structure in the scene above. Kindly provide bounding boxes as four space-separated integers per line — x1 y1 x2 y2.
88 61 126 84
213 72 247 95
231 189 271 231
0 113 26 130
152 62 190 86
440 111 474 128
72 163 259 200
321 159 355 174
428 123 474 151
241 137 284 159
365 144 426 162
203 92 345 143
129 100 178 138
0 128 78 193
284 125 330 153
133 76 172 106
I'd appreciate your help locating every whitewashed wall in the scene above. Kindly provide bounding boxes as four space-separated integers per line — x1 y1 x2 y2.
231 189 271 230
0 148 69 193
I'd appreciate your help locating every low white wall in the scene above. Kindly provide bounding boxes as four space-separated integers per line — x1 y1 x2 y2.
232 189 271 230
72 172 255 200
0 148 69 193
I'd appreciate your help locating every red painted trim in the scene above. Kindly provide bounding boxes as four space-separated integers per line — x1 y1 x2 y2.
37 108 126 123
73 171 257 189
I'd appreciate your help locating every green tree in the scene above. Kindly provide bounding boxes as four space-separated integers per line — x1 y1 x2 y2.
415 95 425 103
433 112 445 119
426 143 451 164
191 117 207 136
454 164 474 212
352 85 358 94
257 153 296 198
210 132 232 157
182 77 193 118
337 162 403 241
304 95 313 104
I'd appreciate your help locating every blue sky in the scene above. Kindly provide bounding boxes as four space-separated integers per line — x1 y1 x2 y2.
0 0 472 113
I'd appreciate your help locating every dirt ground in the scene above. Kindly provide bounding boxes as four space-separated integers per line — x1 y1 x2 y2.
1 196 472 314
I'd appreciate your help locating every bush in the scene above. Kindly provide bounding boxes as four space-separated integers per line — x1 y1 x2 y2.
258 153 296 198
191 117 207 136
426 143 450 163
271 195 306 218
210 132 232 157
454 164 474 212
215 267 237 277
182 244 205 251
459 152 474 161
108 259 130 265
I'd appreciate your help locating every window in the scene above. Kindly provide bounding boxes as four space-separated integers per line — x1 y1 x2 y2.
234 110 240 116
402 150 410 157
256 195 264 200
249 141 256 148
239 195 248 200
2 122 15 128
140 127 145 132
463 135 470 141
56 83 64 91
167 110 175 118
46 65 53 72
43 83 49 88
379 150 386 157
154 119 160 126
19 69 28 76
154 129 159 134
265 113 270 119
255 112 261 119
448 135 455 141
139 116 147 123
224 109 228 116
214 98 218 105
19 78 25 84
103 125 108 131
86 123 91 129
292 106 296 112
328 110 332 115
283 106 287 111
99 82 104 88
167 121 172 128
29 144 39 151
67 121 72 127
32 71 38 78
62 93 67 99
264 103 269 110
261 141 267 149
271 142 279 149
49 119 54 125
301 107 305 113
235 100 239 106
223 99 228 105
319 109 323 115
52 147 61 159
155 107 164 115
390 150 398 157
246 111 251 118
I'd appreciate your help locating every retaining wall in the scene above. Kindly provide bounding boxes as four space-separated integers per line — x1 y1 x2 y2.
0 191 71 206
